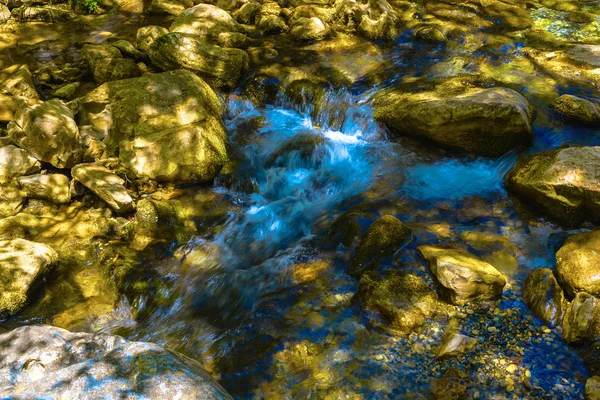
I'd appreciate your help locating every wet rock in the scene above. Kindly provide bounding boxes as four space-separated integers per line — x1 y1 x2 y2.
18 174 70 204
350 215 411 277
566 45 600 68
357 8 400 40
327 212 361 248
506 146 600 225
0 325 233 399
52 82 80 100
0 186 25 217
216 159 259 193
0 64 39 99
0 4 10 21
418 245 507 305
72 163 133 214
430 368 469 400
243 75 280 106
92 57 141 84
233 1 261 24
355 270 439 335
562 292 600 343
290 17 329 41
169 3 242 38
0 145 41 184
80 131 108 162
524 268 566 327
136 25 169 52
111 39 145 60
11 5 75 22
218 31 251 48
551 94 600 125
81 43 122 70
0 239 58 315
147 0 193 15
586 376 600 400
435 330 477 359
148 32 249 90
374 87 533 157
284 78 332 114
8 99 82 168
556 230 600 297
134 198 178 241
257 14 288 34
119 121 228 183
35 63 85 87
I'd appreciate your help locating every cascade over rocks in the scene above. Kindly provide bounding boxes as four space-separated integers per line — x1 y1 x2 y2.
0 325 233 399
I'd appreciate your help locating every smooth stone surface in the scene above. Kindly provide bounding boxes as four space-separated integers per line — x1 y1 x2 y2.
18 173 71 204
524 268 566 327
556 230 600 297
0 145 40 183
72 163 133 214
551 94 600 124
0 325 233 399
418 245 507 305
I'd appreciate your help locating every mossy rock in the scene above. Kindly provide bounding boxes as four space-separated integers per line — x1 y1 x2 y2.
524 268 566 327
284 78 332 115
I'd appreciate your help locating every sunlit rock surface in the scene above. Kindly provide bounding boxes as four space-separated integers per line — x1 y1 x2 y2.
17 173 71 204
556 230 600 297
506 146 600 225
0 239 58 315
72 163 133 213
0 325 233 399
562 292 600 344
551 94 600 125
374 87 533 157
0 145 40 184
524 268 566 327
169 3 242 37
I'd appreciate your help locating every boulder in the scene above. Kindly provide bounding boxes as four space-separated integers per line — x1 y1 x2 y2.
523 268 566 326
92 57 141 84
146 0 193 15
72 163 133 213
551 94 600 125
111 40 145 60
218 32 251 49
374 87 533 157
435 330 477 359
169 3 242 38
233 1 261 24
0 64 39 99
562 292 600 343
0 186 25 218
136 25 169 52
350 215 411 277
0 325 232 399
7 99 82 168
0 145 41 183
0 239 58 315
290 17 329 41
506 146 600 225
11 4 75 21
355 270 439 335
147 32 249 90
81 44 122 70
256 14 288 34
556 230 600 297
52 82 80 100
18 173 71 204
418 245 507 305
586 376 600 400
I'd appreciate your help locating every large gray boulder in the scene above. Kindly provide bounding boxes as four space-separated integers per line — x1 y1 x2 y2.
0 325 232 399
374 87 533 157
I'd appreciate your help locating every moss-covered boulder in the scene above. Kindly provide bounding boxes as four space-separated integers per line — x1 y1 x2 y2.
0 145 40 184
418 245 507 305
72 163 133 214
350 215 411 277
506 146 600 225
136 25 169 52
0 239 58 315
556 230 600 297
147 32 249 90
8 99 82 168
233 1 261 24
551 94 600 125
562 292 600 343
524 268 566 327
355 270 439 335
374 87 533 157
169 3 242 38
92 58 141 84
17 174 70 205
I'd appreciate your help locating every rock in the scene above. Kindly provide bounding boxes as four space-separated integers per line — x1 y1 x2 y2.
0 145 41 183
169 3 242 38
134 198 179 240
17 174 70 204
147 32 249 90
256 14 288 34
119 121 228 183
0 3 10 21
551 94 600 125
0 64 39 99
92 57 142 84
0 325 233 399
0 186 25 217
435 330 477 359
418 245 507 305
81 43 122 70
0 239 58 315
357 10 400 40
7 99 82 168
52 82 80 100
218 31 251 48
233 1 261 24
290 17 329 41
562 292 600 343
284 78 332 115
146 0 193 15
136 25 169 52
243 74 281 106
556 230 600 297
350 215 411 277
355 270 439 335
111 39 145 60
566 45 600 68
506 146 600 225
11 5 75 22
72 163 133 214
524 268 566 327
430 368 469 400
586 376 600 400
374 87 533 157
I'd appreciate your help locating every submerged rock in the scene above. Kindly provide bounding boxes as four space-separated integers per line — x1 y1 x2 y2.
0 325 232 399
374 87 533 157
0 145 40 184
17 174 70 205
350 215 411 277
435 330 477 359
430 368 469 400
556 230 600 297
562 292 600 343
355 270 439 335
418 245 507 305
0 239 58 315
524 268 566 327
72 163 133 214
8 99 82 168
148 32 249 90
506 146 600 225
551 94 600 125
